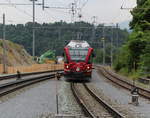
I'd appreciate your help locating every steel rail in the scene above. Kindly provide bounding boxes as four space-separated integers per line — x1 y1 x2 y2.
96 65 150 99
71 83 124 118
0 72 63 97
71 83 95 118
83 83 125 118
0 69 63 80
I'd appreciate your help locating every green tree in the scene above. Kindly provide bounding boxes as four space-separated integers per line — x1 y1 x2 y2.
114 0 150 76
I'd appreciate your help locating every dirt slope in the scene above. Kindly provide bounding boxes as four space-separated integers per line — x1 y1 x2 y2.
0 39 35 66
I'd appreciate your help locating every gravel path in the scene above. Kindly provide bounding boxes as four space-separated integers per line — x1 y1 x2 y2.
93 69 150 118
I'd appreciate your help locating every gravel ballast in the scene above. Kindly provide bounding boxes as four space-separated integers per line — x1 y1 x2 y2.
93 69 150 118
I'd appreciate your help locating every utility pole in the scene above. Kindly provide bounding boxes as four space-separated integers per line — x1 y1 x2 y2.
2 14 7 74
116 23 119 48
91 16 97 41
102 25 105 65
30 0 37 58
42 0 45 10
110 26 114 67
70 1 77 23
77 32 82 40
58 28 61 41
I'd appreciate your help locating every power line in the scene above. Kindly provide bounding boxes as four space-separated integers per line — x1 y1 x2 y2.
0 3 42 5
4 0 42 22
81 0 88 9
47 8 70 15
43 6 71 9
44 10 58 21
121 7 150 10
120 0 148 10
5 0 33 18
33 25 116 29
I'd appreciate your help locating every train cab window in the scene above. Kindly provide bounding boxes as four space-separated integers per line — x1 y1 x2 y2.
69 48 88 62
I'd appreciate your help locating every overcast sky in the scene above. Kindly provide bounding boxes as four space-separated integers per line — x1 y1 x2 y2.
0 0 137 25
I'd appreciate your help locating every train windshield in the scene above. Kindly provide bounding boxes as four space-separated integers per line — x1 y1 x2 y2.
69 48 88 61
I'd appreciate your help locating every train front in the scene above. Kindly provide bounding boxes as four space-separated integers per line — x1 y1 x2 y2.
63 40 94 79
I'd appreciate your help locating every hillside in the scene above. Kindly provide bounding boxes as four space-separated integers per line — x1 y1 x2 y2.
0 39 35 66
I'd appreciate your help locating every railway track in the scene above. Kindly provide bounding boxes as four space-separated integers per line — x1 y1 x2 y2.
96 65 150 99
0 69 63 81
71 83 125 118
0 70 63 97
0 70 63 85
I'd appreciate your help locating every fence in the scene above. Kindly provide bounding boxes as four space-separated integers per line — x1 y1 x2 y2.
0 64 63 74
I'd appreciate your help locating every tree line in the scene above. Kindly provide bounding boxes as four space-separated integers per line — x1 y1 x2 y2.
0 21 129 65
114 0 150 77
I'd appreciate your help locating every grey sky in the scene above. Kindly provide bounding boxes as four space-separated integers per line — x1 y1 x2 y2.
0 0 136 24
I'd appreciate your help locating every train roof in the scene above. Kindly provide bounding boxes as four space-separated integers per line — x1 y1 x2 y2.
66 40 90 48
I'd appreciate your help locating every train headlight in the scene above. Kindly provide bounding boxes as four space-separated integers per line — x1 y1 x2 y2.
76 67 80 71
66 65 69 69
87 66 90 69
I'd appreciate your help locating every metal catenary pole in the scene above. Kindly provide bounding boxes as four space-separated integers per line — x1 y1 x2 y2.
33 0 35 57
111 26 114 67
91 16 97 41
2 13 7 73
102 26 105 65
116 23 119 48
30 0 37 58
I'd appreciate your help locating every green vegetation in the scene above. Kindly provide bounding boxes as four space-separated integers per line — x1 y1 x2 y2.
114 0 150 78
39 50 56 64
0 21 128 60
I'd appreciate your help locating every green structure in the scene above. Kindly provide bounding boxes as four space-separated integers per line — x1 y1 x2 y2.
39 50 56 64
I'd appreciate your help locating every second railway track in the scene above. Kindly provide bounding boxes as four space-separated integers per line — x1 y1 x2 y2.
71 82 125 118
0 71 63 97
96 65 150 100
0 69 63 81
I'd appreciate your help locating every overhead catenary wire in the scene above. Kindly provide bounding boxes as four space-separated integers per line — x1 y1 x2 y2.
4 0 42 22
5 0 32 17
81 0 88 9
44 10 58 22
120 0 147 10
0 3 42 5
47 8 70 15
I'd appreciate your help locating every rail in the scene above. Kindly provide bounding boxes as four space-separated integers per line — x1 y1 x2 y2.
96 65 150 99
71 83 125 118
0 69 63 80
0 70 63 97
71 83 96 118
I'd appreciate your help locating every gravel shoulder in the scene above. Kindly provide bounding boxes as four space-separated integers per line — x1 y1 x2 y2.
93 69 150 118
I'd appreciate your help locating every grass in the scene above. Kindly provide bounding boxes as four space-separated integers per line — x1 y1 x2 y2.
113 67 150 89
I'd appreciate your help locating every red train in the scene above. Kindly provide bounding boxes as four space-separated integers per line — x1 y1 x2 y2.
63 40 94 80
